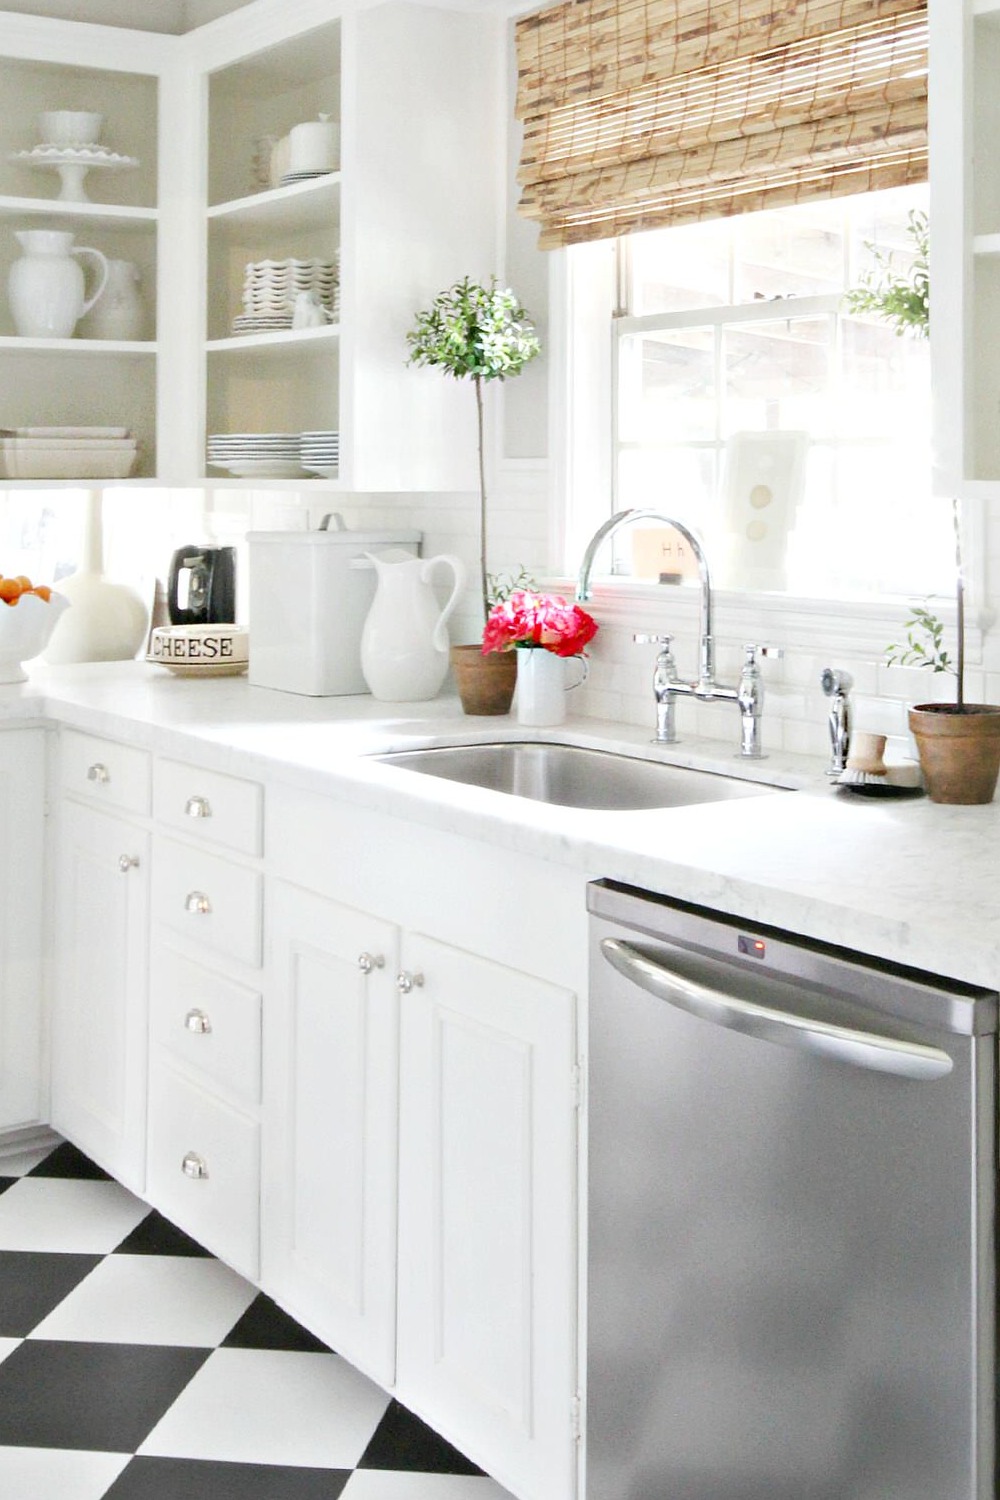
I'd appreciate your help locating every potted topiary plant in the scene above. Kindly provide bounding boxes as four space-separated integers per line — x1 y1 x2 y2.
407 276 541 714
847 211 1000 803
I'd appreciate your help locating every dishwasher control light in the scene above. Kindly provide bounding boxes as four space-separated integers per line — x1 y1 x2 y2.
738 934 766 960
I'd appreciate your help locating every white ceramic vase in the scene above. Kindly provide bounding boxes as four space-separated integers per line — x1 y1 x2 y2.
43 491 148 663
8 229 108 339
80 259 144 341
516 648 588 727
360 550 465 702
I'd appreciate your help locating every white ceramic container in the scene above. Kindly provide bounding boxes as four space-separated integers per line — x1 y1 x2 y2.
8 229 108 339
247 520 422 696
80 258 144 340
360 550 465 702
288 114 338 173
515 648 588 727
38 110 103 147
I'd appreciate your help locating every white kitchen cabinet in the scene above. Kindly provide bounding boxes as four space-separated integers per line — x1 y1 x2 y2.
930 0 1000 496
395 931 579 1500
0 0 499 490
0 18 185 484
186 0 499 491
0 728 45 1132
265 785 584 1500
263 880 399 1385
50 789 150 1192
146 755 265 1278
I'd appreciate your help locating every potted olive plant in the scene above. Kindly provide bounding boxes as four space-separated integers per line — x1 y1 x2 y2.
407 276 541 714
847 211 1000 803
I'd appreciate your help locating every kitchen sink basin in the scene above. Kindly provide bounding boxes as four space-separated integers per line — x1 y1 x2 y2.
375 741 784 811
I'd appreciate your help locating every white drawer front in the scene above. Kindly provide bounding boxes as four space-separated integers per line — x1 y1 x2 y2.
153 837 262 967
147 1063 260 1279
59 728 150 816
154 759 263 857
151 940 261 1106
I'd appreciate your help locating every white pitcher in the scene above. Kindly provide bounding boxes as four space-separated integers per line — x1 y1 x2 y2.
81 258 144 341
360 550 465 702
8 230 108 339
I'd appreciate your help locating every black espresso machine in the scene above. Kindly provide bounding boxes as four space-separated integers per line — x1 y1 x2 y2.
167 544 237 625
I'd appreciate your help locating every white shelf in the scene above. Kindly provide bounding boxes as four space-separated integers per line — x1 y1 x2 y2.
0 195 156 226
0 336 156 354
973 233 1000 257
197 475 340 489
973 0 1000 18
207 174 340 234
206 325 339 354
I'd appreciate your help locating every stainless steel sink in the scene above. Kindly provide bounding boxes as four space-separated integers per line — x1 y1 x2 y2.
375 741 784 811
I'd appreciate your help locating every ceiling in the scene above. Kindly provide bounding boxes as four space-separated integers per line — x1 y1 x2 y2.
1 0 516 31
0 0 261 33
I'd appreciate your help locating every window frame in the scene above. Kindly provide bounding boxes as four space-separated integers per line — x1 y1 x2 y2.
547 234 978 666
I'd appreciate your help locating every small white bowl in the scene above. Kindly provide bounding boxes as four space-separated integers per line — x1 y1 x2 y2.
38 110 103 147
148 624 248 677
0 589 70 684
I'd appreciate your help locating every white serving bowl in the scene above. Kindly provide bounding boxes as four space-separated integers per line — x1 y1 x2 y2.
38 110 103 147
0 589 70 683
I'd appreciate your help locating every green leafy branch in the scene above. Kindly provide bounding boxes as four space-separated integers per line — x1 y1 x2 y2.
886 603 954 673
844 209 929 338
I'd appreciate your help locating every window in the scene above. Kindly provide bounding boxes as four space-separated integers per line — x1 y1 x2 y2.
606 184 948 600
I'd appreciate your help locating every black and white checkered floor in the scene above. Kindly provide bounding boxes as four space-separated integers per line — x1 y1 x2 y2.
0 1138 515 1500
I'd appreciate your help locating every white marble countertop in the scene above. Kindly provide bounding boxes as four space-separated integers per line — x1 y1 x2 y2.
7 660 999 990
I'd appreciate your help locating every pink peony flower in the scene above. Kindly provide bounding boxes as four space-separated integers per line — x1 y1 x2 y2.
482 590 598 658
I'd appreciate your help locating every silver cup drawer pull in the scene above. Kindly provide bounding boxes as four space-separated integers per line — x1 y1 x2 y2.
181 1151 208 1180
185 890 212 915
358 952 385 974
184 1008 212 1035
185 795 212 819
87 762 110 784
118 853 140 873
396 970 425 994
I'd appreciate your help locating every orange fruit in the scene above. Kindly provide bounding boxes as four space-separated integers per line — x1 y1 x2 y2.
13 575 32 591
0 579 22 603
31 585 51 601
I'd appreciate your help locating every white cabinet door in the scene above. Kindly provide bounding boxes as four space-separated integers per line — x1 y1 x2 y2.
262 881 399 1386
0 730 44 1131
396 932 579 1500
51 799 149 1192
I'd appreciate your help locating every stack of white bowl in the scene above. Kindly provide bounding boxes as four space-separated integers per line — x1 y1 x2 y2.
233 256 339 335
0 425 137 479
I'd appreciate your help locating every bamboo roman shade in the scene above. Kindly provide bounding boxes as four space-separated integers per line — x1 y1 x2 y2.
515 0 928 248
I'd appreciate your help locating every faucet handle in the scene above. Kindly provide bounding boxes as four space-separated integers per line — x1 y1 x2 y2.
743 643 784 664
633 632 673 648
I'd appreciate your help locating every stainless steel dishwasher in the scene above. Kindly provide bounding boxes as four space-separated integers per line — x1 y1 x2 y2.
587 879 999 1500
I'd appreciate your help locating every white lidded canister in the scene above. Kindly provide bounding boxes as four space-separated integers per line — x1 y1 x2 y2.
287 113 338 174
247 514 421 696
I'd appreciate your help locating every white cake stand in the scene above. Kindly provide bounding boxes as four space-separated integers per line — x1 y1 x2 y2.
9 146 139 203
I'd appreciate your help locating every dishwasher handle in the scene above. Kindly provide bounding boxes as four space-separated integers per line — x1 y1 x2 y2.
600 938 954 1081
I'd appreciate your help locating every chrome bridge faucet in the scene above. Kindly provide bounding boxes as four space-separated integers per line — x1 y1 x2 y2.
576 508 782 759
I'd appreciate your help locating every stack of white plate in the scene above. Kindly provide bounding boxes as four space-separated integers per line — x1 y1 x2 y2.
234 256 338 335
300 430 340 477
0 425 137 479
206 432 304 478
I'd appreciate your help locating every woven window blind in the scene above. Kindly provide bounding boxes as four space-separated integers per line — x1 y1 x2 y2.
514 0 928 248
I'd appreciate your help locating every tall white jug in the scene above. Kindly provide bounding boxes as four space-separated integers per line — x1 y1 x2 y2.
8 229 108 339
360 550 465 702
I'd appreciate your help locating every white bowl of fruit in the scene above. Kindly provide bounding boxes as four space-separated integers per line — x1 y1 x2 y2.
0 575 70 684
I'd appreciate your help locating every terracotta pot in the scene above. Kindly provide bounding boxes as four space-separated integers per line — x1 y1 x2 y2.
908 703 1000 804
450 644 516 716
